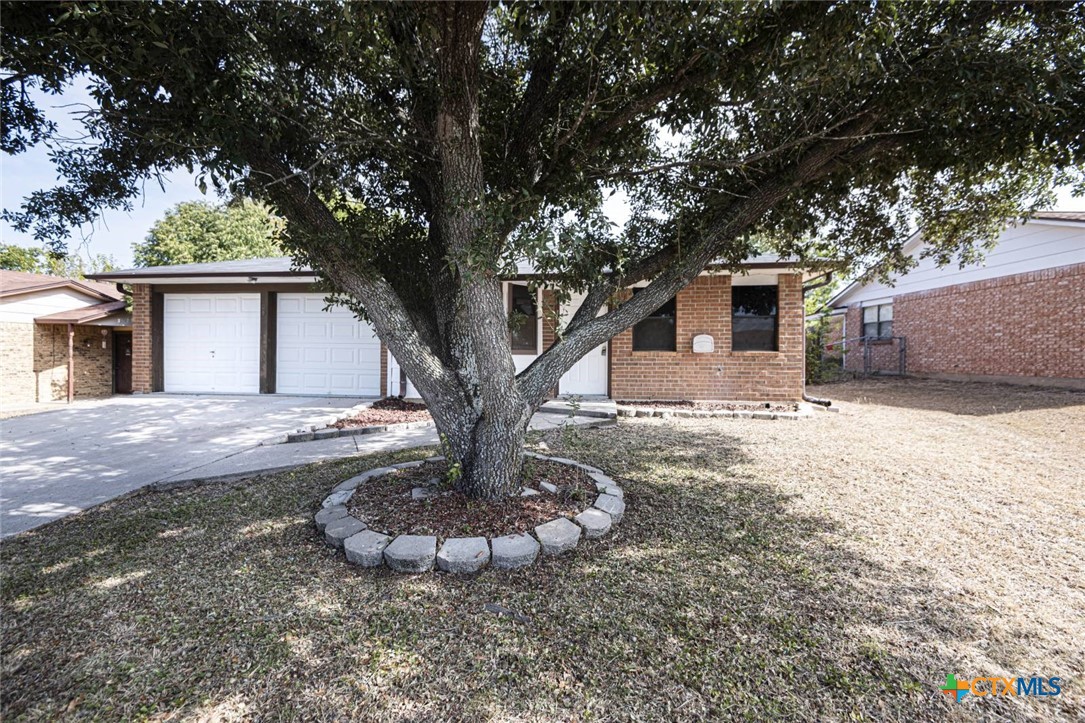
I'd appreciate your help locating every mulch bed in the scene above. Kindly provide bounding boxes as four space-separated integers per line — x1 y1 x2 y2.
331 396 431 429
617 399 798 412
346 459 597 538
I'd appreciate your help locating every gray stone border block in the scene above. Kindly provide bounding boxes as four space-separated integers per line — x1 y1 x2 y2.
593 493 626 524
286 419 437 444
334 466 396 493
324 516 367 548
314 505 350 532
384 535 437 573
535 517 581 555
392 460 426 469
616 403 813 420
574 507 612 539
323 453 625 574
491 533 540 569
322 489 355 508
436 537 490 573
344 530 391 567
587 472 623 499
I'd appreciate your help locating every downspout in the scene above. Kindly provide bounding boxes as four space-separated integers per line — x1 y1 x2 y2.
801 273 833 407
67 322 75 404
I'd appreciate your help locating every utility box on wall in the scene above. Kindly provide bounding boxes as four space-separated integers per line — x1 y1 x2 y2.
692 334 715 353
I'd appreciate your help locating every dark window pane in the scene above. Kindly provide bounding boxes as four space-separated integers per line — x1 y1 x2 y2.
863 322 878 338
732 285 778 351
509 285 537 352
879 320 893 338
632 289 677 351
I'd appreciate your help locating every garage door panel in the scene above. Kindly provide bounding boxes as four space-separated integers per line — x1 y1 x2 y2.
164 293 260 393
278 321 302 340
330 348 355 364
276 293 380 395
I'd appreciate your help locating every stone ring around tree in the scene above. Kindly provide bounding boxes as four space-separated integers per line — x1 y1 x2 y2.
314 452 626 574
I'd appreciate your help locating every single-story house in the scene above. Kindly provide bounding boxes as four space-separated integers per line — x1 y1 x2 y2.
89 256 821 402
0 270 133 407
825 211 1085 387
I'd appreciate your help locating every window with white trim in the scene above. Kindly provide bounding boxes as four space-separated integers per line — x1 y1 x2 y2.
862 304 893 339
508 284 538 353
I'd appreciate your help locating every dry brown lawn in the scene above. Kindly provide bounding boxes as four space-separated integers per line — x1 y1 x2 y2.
2 377 1082 721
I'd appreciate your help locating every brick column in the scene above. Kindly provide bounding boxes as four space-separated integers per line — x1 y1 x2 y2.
131 284 154 393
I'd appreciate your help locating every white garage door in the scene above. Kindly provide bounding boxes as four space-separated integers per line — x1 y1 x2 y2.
276 293 381 395
163 294 260 393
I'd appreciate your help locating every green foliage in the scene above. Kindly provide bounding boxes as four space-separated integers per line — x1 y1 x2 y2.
0 242 115 278
804 283 838 318
437 434 462 488
805 314 847 386
0 244 41 272
133 199 284 267
3 3 1082 284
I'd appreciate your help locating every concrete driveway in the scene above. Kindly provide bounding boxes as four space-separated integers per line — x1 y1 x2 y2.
0 394 369 537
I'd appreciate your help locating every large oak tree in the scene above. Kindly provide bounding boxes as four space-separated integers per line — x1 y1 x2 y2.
3 1 1082 498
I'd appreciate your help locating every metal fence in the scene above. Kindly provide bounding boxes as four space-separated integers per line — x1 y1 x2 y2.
830 335 908 377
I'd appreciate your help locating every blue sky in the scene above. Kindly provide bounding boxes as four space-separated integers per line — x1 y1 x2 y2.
1 85 206 268
1 84 1081 270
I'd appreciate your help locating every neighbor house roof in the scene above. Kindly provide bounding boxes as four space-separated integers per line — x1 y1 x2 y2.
88 253 814 284
1032 210 1085 224
33 300 129 325
825 210 1085 309
0 269 124 301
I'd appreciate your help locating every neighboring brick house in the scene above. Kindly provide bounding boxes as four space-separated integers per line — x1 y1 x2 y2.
90 256 816 402
826 211 1085 388
0 270 133 408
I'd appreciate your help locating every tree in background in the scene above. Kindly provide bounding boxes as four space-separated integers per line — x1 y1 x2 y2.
0 242 115 277
133 198 284 267
3 2 1083 498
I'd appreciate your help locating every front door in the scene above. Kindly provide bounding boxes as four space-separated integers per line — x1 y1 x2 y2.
113 330 133 394
559 292 609 396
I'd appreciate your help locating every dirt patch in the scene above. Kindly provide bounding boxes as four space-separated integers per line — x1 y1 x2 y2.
346 459 596 538
618 399 798 412
331 396 430 428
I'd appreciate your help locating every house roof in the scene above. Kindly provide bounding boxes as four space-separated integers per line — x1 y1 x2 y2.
87 256 301 279
825 210 1085 309
0 269 124 301
88 253 812 284
34 300 129 325
1033 210 1085 223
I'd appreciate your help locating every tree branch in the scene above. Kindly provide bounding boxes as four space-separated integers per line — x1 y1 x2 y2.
519 114 887 405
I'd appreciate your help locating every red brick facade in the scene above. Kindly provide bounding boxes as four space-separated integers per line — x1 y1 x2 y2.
131 284 154 393
127 276 807 400
842 262 1085 382
841 306 904 374
609 273 805 401
903 262 1084 380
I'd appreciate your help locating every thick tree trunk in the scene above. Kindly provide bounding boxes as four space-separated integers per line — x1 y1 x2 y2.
424 387 533 500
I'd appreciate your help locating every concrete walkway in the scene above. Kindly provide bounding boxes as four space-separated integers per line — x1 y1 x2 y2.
0 394 606 538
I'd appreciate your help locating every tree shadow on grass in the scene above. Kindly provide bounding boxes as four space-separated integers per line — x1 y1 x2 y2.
810 376 1085 416
0 426 1072 721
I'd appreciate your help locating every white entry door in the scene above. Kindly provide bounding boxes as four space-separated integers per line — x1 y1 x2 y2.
559 292 609 395
163 294 260 393
386 351 420 399
276 293 381 395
